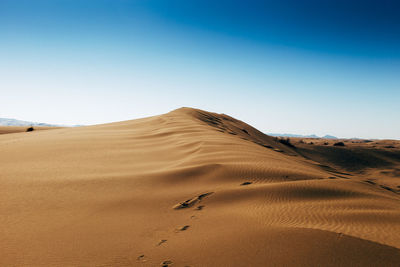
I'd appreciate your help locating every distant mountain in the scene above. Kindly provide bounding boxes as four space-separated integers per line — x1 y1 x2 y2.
268 133 338 139
0 118 60 127
269 133 318 138
322 135 338 139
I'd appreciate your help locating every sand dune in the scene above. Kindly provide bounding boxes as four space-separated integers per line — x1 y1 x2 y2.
0 126 62 135
1 107 399 266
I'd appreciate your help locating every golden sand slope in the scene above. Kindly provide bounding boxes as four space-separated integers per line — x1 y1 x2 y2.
0 126 62 135
1 108 399 266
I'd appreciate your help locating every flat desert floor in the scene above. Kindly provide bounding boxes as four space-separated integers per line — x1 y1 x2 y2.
1 108 399 266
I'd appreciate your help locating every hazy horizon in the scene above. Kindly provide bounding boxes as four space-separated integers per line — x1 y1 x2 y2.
1 0 399 139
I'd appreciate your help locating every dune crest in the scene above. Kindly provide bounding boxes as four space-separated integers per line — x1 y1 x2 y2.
1 107 399 266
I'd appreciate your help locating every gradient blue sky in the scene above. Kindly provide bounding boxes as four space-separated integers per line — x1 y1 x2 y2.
1 0 399 139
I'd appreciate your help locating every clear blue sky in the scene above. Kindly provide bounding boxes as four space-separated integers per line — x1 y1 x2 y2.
1 0 399 139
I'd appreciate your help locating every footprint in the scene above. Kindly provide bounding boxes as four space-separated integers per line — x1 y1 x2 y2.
198 192 213 200
157 240 167 246
175 225 190 232
173 192 214 210
137 254 146 262
180 225 190 231
161 260 173 266
196 205 205 210
240 182 252 186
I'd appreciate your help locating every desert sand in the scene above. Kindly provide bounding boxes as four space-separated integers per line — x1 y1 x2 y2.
1 107 399 266
0 126 63 135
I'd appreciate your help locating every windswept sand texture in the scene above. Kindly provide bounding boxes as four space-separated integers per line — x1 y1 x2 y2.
0 126 63 135
1 108 400 266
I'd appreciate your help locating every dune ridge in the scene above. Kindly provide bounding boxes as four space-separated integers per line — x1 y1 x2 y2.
1 107 399 266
